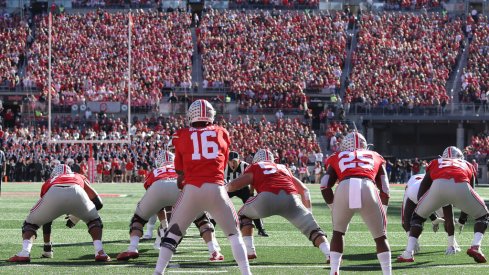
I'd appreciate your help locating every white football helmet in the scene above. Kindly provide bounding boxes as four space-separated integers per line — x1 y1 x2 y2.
187 99 216 125
51 164 72 178
252 149 275 164
155 150 175 167
339 131 368 151
442 146 464 160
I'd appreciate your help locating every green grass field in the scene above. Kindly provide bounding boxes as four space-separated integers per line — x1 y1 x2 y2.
1 183 488 274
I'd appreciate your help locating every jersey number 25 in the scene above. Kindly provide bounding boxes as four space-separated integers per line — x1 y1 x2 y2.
338 151 374 172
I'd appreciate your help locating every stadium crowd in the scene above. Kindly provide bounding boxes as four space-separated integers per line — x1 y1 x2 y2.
460 15 489 106
465 130 489 158
346 12 462 111
0 15 28 88
24 10 192 108
231 0 319 9
197 9 347 110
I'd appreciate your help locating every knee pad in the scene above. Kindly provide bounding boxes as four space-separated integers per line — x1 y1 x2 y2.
239 216 254 230
22 221 39 238
475 214 489 229
42 222 53 235
308 228 326 247
129 214 147 234
87 217 103 233
410 213 427 230
161 224 184 252
193 213 214 237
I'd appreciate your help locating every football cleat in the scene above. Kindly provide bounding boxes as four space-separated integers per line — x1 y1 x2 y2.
209 251 224 262
257 229 269 237
42 243 53 258
141 234 153 240
467 246 487 263
396 251 414 263
116 251 139 261
7 255 30 262
95 251 111 262
445 245 461 255
247 254 257 260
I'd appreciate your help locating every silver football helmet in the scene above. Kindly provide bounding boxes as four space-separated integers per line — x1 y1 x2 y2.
339 131 368 152
51 164 72 178
252 149 275 164
187 99 216 125
442 146 464 160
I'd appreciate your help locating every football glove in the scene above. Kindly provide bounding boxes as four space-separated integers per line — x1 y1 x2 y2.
445 243 461 255
431 217 445 233
65 215 80 228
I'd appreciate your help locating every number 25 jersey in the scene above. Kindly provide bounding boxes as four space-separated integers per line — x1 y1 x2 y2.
328 149 385 182
173 125 230 187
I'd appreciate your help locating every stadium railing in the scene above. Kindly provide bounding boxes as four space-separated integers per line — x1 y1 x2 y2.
347 102 489 117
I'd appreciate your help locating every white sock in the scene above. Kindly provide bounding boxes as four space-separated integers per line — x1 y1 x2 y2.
319 241 330 257
448 235 455 247
329 251 342 275
93 240 103 255
145 224 155 236
128 235 140 252
228 235 251 275
154 246 173 274
19 239 33 256
472 232 484 247
377 251 392 275
160 220 168 231
405 237 418 254
207 241 216 254
242 236 255 255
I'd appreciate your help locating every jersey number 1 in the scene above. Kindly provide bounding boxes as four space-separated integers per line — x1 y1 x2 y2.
190 131 219 160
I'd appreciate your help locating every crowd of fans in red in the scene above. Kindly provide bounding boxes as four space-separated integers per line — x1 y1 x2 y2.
384 0 442 10
232 0 319 9
465 131 489 158
460 15 489 106
24 10 192 108
197 9 347 110
346 12 462 111
0 15 27 88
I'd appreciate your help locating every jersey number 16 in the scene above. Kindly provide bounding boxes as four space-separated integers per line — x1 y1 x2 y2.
191 131 219 160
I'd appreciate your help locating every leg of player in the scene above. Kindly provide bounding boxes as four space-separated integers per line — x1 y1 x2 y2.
42 222 53 258
117 214 148 260
238 187 268 238
7 221 40 262
194 213 223 261
329 230 344 275
442 205 461 255
143 214 157 239
402 198 420 255
397 212 426 262
239 215 257 259
154 208 168 250
467 214 489 263
87 217 110 262
374 235 391 275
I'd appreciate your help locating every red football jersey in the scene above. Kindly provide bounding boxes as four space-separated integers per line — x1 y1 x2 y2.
427 158 475 183
244 162 298 195
40 173 88 197
328 149 385 182
143 163 178 190
173 125 230 187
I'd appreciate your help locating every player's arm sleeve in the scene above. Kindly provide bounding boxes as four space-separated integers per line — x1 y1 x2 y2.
321 166 337 205
417 171 433 202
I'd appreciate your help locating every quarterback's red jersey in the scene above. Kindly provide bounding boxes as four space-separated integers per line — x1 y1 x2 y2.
427 158 475 183
244 162 298 195
40 173 88 197
328 149 385 182
144 163 178 190
173 125 230 187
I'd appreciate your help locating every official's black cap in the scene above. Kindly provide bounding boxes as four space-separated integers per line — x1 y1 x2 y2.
229 151 240 161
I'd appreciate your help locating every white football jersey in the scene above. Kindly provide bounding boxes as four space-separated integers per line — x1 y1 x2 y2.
405 174 425 204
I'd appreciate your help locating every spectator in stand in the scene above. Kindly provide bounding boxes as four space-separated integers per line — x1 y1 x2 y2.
0 15 27 89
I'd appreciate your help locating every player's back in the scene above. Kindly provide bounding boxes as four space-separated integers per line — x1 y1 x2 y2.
428 158 475 183
329 149 385 181
246 162 298 195
41 173 86 197
144 163 177 190
173 124 229 186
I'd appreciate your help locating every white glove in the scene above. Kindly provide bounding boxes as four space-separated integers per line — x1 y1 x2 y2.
455 219 465 234
445 244 461 255
431 217 445 233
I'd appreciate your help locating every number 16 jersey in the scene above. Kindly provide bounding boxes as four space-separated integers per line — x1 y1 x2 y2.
173 125 230 187
328 149 385 182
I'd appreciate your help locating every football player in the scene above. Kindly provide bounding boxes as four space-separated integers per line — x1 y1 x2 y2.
117 150 223 262
7 164 110 262
226 149 331 263
154 100 251 275
321 132 391 275
397 146 489 263
402 173 460 255
225 151 268 237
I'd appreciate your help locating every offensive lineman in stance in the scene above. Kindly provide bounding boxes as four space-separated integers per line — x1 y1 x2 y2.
398 146 489 263
154 100 251 275
117 150 223 261
7 164 110 262
402 173 460 255
321 132 391 275
226 149 330 262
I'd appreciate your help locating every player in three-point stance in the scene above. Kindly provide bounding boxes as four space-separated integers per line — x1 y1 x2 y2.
321 132 392 275
226 149 330 262
116 150 223 261
397 146 489 263
7 164 110 262
154 99 251 275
